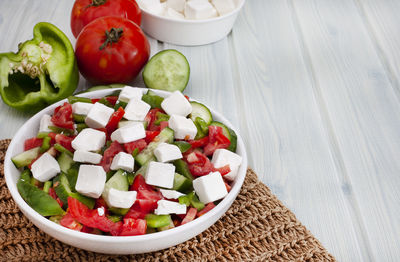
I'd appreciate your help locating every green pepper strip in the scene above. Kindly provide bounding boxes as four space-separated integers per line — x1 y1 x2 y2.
37 132 50 138
145 214 172 228
190 194 205 211
98 97 113 108
17 179 64 216
73 113 86 123
49 126 75 135
76 123 88 133
173 141 191 153
131 148 139 157
194 117 209 139
40 136 51 153
114 101 127 110
68 96 92 104
154 112 170 125
178 192 194 206
43 181 52 193
54 143 73 157
142 93 164 109
20 169 32 183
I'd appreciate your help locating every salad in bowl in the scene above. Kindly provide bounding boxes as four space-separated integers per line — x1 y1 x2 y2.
4 87 247 254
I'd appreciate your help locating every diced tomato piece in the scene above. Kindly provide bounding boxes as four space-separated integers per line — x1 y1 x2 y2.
130 174 154 192
105 107 125 135
95 197 108 214
48 187 57 199
137 188 163 201
184 95 190 100
203 126 230 156
124 203 148 219
60 213 83 231
105 96 118 106
214 164 231 176
224 182 231 192
56 198 64 207
145 108 163 131
173 219 180 227
181 207 197 225
48 132 57 145
137 199 158 214
124 139 147 154
145 130 160 144
185 151 214 177
81 225 94 233
55 134 74 152
24 137 43 151
187 136 209 148
159 121 169 130
68 197 119 235
118 218 147 236
51 102 74 130
100 141 124 172
197 203 216 217
91 98 100 104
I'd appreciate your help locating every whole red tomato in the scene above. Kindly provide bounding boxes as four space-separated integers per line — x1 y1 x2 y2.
75 16 150 84
71 0 141 38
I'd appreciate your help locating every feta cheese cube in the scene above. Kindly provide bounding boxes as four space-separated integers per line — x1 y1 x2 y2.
104 188 137 209
211 149 242 181
118 120 146 129
118 86 143 103
168 115 197 140
75 165 106 198
184 0 218 20
85 102 115 128
193 171 228 203
39 114 53 133
154 200 187 215
111 122 146 143
141 0 166 15
71 128 106 152
110 152 135 172
31 153 60 182
72 102 93 115
211 0 236 15
161 90 192 116
73 150 102 164
165 7 185 19
166 0 185 13
160 189 185 199
145 161 175 189
124 98 151 121
154 142 183 162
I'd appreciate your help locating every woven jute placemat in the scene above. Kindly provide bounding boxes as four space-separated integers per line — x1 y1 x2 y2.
0 139 335 261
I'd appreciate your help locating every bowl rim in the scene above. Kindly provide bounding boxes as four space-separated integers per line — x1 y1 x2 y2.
4 88 248 244
139 0 246 24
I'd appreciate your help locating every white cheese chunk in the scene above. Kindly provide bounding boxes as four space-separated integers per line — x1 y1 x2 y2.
111 122 146 143
110 152 135 172
211 0 236 15
193 171 228 204
160 189 185 199
161 91 192 117
71 128 106 152
145 161 175 189
211 149 242 181
105 188 137 209
184 0 218 20
118 120 146 129
72 102 93 116
141 0 166 15
154 142 183 162
168 115 197 140
165 7 185 19
154 199 187 215
166 0 185 13
39 114 53 133
118 86 143 103
31 153 60 182
85 102 115 129
124 98 151 121
75 165 106 198
73 150 102 164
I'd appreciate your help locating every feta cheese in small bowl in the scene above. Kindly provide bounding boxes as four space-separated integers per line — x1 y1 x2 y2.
137 0 246 46
4 88 247 254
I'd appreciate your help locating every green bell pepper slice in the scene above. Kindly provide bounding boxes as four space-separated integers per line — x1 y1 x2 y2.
0 22 79 111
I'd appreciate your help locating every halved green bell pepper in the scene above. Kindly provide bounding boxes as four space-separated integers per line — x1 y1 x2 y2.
0 22 79 111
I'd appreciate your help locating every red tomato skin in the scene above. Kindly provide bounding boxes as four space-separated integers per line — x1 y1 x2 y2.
75 16 150 84
71 0 141 38
197 203 216 217
60 213 83 231
100 141 125 172
181 207 197 225
105 107 125 134
124 139 147 154
51 102 74 130
118 218 147 236
55 134 75 152
24 137 43 151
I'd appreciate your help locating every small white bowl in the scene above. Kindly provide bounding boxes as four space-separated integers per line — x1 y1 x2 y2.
4 88 247 254
140 0 246 46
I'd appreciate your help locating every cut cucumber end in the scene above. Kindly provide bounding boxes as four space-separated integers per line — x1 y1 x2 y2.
143 49 190 92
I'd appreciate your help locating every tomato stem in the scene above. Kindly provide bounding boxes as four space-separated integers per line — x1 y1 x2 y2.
86 0 107 8
99 27 123 50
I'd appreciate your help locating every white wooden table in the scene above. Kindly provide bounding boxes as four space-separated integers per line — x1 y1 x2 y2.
1 0 400 260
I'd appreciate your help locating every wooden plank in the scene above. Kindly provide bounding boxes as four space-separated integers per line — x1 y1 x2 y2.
292 0 400 260
230 0 363 260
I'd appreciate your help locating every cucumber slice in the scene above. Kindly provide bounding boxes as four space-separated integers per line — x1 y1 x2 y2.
143 49 190 92
172 173 193 193
57 152 75 174
145 214 172 228
209 121 231 141
136 127 174 166
173 159 194 181
102 170 129 200
12 147 41 168
189 102 213 125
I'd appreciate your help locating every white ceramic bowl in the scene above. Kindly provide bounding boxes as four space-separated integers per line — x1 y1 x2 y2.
4 88 247 254
140 0 246 46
